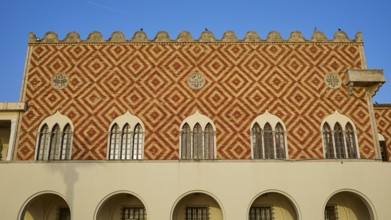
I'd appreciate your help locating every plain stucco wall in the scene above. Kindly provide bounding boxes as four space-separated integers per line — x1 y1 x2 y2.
1 160 390 220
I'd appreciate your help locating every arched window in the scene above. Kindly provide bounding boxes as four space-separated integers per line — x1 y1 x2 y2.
204 123 214 159
133 123 143 159
107 112 144 160
61 124 72 160
252 123 262 159
109 124 120 160
251 111 288 159
322 123 334 159
35 112 74 161
49 124 61 160
180 110 216 160
181 123 191 159
275 123 286 159
122 124 132 160
37 124 49 160
193 123 202 159
321 111 359 159
345 123 357 159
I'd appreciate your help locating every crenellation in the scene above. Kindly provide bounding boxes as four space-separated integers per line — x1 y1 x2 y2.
27 30 363 44
108 31 126 42
86 31 104 42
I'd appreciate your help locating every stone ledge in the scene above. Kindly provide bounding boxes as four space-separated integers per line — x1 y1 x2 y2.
345 69 385 96
0 102 26 112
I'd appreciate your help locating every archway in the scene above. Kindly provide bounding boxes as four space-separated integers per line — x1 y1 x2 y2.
324 191 374 220
249 192 298 220
96 192 147 220
172 192 223 220
20 192 70 220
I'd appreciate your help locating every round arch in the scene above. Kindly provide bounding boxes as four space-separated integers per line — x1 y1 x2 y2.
171 190 225 220
247 190 301 220
324 189 376 220
18 191 70 220
94 190 148 220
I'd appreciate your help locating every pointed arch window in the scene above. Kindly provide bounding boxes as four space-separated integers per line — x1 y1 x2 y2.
251 111 287 159
180 111 216 160
61 124 72 160
133 124 143 159
193 123 202 159
321 111 359 159
181 123 191 159
37 124 50 160
275 123 286 159
49 124 61 160
323 123 334 159
107 112 145 160
204 123 214 159
121 124 132 160
345 123 357 159
36 112 74 161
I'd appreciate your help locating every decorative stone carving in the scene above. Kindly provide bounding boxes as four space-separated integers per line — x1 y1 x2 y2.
324 72 341 89
64 32 81 43
154 31 171 42
310 30 328 42
288 31 305 42
221 31 238 42
176 31 194 42
86 31 105 42
51 72 70 90
199 31 216 42
187 72 206 90
333 31 350 42
131 31 148 42
355 32 363 42
28 32 38 43
266 31 283 42
42 32 59 43
243 31 261 42
109 31 126 42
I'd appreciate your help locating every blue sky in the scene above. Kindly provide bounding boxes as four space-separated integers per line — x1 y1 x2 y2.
0 0 390 103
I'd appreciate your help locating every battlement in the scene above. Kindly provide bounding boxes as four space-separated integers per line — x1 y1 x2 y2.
28 30 363 44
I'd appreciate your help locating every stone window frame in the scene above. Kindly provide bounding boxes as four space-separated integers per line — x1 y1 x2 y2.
107 111 145 160
180 110 216 160
321 111 360 159
35 111 74 160
250 110 288 160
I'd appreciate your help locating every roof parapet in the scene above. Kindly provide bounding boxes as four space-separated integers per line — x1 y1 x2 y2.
28 30 363 44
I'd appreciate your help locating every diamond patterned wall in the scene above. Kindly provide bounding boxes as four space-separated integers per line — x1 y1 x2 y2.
375 106 391 161
16 41 375 160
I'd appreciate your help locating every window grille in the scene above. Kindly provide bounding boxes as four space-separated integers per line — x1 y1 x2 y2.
193 123 202 159
252 123 263 159
275 123 286 159
180 122 215 160
204 123 214 159
325 205 338 220
61 124 72 160
121 206 146 220
133 124 143 159
109 124 120 160
56 207 70 220
185 206 209 220
122 124 132 160
249 206 273 220
37 124 49 160
322 121 358 159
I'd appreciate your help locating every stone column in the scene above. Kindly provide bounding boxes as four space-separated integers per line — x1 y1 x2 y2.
6 119 17 160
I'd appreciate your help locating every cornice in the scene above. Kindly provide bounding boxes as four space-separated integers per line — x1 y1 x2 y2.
28 30 364 45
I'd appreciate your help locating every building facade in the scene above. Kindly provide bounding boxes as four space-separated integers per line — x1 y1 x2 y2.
0 30 390 220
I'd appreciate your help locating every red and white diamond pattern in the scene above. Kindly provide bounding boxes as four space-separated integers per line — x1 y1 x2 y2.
16 42 374 160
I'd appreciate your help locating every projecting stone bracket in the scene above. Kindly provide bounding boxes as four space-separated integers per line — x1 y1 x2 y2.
345 69 385 96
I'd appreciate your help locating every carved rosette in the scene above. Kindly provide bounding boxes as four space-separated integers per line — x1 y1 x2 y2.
51 73 70 90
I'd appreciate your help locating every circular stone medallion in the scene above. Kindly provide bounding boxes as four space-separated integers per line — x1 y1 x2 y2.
187 72 206 90
51 72 70 90
324 72 341 89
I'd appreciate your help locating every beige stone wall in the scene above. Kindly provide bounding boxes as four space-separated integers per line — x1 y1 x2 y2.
0 160 389 219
